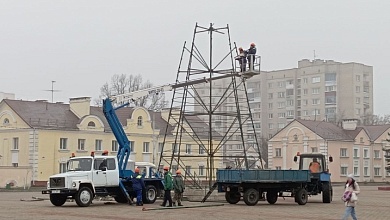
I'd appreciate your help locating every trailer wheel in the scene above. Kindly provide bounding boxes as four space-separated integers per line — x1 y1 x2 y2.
50 194 67 206
295 188 308 205
243 188 259 206
322 182 332 203
266 190 278 204
75 187 93 207
225 191 241 204
143 185 157 204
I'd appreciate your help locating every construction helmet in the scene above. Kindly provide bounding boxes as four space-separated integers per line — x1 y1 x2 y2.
135 167 140 173
250 42 256 47
163 166 169 171
176 170 181 174
239 47 243 51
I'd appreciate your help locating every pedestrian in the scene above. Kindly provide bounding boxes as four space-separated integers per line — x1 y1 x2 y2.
342 174 360 220
246 43 256 71
161 166 173 207
173 170 185 206
132 167 145 206
235 47 247 72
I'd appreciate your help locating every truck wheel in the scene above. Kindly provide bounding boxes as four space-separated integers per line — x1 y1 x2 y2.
75 187 93 207
295 188 308 205
225 191 241 204
243 188 259 206
143 185 157 204
114 194 128 203
50 194 67 206
266 191 278 204
322 182 332 203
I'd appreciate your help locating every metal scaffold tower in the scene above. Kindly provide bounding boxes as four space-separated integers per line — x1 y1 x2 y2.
158 23 263 188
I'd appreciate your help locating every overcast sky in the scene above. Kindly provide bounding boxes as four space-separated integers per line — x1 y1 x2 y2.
0 1 389 114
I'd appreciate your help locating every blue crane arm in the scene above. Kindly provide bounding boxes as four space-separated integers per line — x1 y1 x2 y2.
102 98 133 178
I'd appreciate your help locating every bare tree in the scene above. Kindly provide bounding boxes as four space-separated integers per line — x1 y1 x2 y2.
96 74 166 110
361 112 390 125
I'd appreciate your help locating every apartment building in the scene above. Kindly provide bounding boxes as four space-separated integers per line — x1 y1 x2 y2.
246 59 373 140
269 119 389 182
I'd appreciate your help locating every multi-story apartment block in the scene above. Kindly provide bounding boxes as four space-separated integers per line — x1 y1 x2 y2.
247 59 373 140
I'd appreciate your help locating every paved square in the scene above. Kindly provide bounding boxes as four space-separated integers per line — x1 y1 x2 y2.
1 185 389 220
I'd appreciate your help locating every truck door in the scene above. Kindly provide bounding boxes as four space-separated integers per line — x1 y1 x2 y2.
93 158 107 187
105 158 119 186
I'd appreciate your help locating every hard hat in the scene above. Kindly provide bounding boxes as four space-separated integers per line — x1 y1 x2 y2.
176 170 181 174
135 168 140 173
163 166 169 171
103 150 108 154
239 47 243 51
250 42 256 46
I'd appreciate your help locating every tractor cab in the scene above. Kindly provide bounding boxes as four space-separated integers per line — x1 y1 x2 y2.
294 152 333 181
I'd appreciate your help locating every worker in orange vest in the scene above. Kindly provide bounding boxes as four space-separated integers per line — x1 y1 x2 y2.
309 158 321 173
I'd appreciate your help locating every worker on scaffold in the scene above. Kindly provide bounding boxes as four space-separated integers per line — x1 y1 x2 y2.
235 47 247 72
246 43 257 71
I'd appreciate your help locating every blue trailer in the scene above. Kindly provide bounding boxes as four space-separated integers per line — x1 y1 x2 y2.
216 153 333 206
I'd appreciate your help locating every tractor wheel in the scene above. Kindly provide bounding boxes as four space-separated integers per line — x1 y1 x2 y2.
225 191 241 204
243 188 259 206
143 185 157 204
322 182 332 203
266 190 278 204
295 188 308 205
75 187 93 207
49 194 67 206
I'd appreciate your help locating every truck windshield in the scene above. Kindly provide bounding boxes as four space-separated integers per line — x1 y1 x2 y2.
68 158 92 171
302 157 323 173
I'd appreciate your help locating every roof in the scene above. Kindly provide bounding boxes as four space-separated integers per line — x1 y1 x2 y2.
296 119 354 141
361 125 390 141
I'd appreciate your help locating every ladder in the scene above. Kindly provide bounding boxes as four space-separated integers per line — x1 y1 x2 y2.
201 182 218 203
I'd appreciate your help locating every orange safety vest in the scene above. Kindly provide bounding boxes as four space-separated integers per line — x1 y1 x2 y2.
309 162 320 173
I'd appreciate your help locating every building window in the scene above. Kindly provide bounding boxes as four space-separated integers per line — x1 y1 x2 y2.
268 93 273 99
87 121 95 127
355 108 361 115
325 73 336 81
268 83 273 88
78 139 86 151
364 167 369 176
356 86 360 93
312 88 320 94
278 123 285 129
278 92 285 98
374 150 380 159
312 109 320 116
363 148 369 158
356 97 360 104
287 110 294 117
236 144 243 150
325 86 336 92
303 89 308 95
59 163 67 173
111 140 118 152
185 166 192 175
340 148 348 157
275 166 282 170
277 102 285 108
286 89 294 96
374 167 380 176
60 138 68 150
277 82 284 87
12 163 18 167
269 113 273 119
303 99 308 106
158 143 163 153
353 167 359 176
303 110 309 116
312 99 320 105
303 78 308 84
199 145 205 154
171 143 178 153
356 75 360 82
199 166 205 176
359 137 364 143
95 139 102 151
311 147 318 153
268 103 273 109
340 167 348 176
143 142 150 153
312 76 321 83
129 141 135 152
12 137 19 150
275 148 282 157
3 118 9 125
287 100 294 106
185 144 192 154
137 116 143 127
278 113 285 118
353 148 359 158
269 123 274 129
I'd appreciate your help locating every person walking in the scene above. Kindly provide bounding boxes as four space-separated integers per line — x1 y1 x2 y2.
246 43 257 71
161 166 173 207
132 167 145 206
235 47 247 72
342 174 360 220
173 170 185 206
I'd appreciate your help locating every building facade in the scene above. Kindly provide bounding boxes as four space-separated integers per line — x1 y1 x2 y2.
246 59 373 139
268 119 389 182
0 98 220 187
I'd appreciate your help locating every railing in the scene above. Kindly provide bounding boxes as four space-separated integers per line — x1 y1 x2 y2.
235 55 261 73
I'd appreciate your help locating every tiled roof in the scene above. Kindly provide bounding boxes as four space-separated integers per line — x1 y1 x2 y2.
296 119 354 141
361 125 390 141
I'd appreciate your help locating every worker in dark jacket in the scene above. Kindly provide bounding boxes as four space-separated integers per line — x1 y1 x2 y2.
235 47 247 72
246 43 257 71
132 167 145 206
161 166 173 207
173 170 185 206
